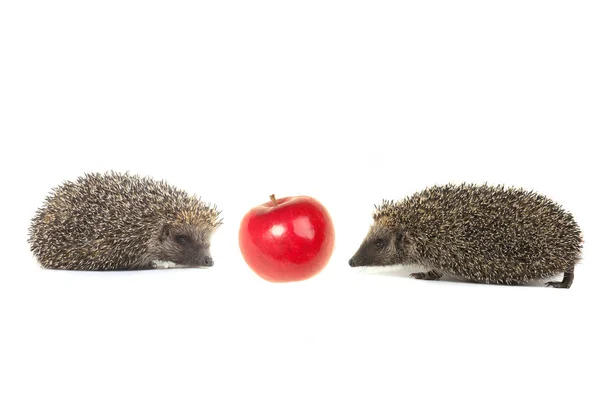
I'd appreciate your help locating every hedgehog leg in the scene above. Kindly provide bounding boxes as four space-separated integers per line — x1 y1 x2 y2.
545 270 574 289
410 270 442 280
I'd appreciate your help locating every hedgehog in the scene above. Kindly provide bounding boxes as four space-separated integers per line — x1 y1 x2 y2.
28 172 222 270
348 183 583 288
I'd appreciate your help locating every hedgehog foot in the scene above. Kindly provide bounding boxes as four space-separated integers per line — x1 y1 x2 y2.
410 270 442 280
545 271 574 289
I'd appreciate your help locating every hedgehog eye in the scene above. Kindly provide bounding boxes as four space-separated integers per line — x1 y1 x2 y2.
175 235 188 245
374 239 384 249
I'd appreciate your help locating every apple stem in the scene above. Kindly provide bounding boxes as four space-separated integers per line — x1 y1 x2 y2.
270 194 278 206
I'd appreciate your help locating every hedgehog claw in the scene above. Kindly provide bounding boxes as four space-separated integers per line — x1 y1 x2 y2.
410 270 442 280
545 281 571 289
410 272 427 279
545 271 574 289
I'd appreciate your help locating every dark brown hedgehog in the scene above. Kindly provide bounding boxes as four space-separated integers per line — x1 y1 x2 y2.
28 172 222 270
349 183 583 288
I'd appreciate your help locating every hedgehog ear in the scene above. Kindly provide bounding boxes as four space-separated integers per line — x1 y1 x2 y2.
160 224 174 242
397 231 410 248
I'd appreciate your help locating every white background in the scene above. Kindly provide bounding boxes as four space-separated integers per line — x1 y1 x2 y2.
1 1 599 399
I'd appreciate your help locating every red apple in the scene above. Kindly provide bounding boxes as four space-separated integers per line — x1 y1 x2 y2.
239 194 335 282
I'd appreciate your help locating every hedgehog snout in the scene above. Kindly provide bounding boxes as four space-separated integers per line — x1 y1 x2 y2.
192 250 214 267
349 253 369 267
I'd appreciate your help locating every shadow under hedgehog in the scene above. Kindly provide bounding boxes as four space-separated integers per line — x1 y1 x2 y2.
349 183 583 288
28 171 222 270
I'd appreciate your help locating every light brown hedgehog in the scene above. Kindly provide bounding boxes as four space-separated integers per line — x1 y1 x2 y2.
349 183 583 288
28 172 222 270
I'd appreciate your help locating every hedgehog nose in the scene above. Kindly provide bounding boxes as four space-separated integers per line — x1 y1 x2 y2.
349 258 356 267
203 256 214 267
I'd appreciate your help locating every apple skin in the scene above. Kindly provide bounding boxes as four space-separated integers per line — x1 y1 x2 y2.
239 195 335 283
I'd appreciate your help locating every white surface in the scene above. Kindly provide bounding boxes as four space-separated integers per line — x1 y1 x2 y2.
1 1 599 399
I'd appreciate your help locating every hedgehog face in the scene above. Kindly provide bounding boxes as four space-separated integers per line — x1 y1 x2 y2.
153 223 215 267
349 224 406 267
